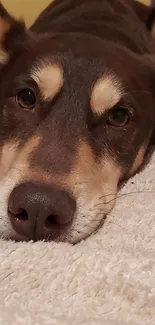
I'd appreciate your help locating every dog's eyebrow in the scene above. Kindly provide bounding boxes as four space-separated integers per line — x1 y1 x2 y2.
30 62 64 101
90 75 123 115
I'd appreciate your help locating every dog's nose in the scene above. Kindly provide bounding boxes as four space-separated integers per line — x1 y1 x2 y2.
8 182 76 241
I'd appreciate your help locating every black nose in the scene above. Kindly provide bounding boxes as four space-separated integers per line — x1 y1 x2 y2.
8 182 76 241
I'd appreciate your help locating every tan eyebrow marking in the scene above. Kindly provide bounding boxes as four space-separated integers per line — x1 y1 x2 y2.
31 62 64 101
90 75 123 115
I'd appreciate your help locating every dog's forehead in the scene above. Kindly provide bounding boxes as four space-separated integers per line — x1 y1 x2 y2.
5 33 124 79
6 32 153 95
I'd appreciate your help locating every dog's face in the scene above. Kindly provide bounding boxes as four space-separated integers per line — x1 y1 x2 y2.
0 6 154 243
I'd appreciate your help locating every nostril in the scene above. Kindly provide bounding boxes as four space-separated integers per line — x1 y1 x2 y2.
9 208 28 221
45 212 73 229
16 209 28 221
45 215 59 228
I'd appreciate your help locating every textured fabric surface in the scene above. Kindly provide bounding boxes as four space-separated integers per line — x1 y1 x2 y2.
0 152 155 325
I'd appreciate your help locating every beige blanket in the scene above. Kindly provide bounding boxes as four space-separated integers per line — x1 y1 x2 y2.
0 151 155 325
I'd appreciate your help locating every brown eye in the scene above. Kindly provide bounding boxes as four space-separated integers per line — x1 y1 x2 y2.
16 89 36 109
107 107 130 127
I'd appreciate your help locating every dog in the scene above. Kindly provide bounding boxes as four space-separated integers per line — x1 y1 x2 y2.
0 0 154 243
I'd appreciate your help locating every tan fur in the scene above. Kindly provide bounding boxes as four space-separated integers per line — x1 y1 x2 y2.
31 62 64 101
0 142 19 178
67 141 122 242
0 136 41 183
90 75 123 115
67 141 122 200
129 146 146 176
15 136 41 179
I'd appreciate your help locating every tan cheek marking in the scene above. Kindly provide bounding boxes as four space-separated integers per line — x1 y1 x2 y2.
0 136 40 183
0 142 19 178
16 136 40 165
31 63 64 101
129 146 146 177
7 135 41 183
66 141 122 199
90 75 122 115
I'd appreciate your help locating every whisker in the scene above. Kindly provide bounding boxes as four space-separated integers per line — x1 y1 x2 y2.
105 190 155 206
105 214 124 230
124 90 152 96
89 189 155 212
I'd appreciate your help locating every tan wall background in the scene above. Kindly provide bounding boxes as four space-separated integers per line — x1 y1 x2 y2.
2 0 151 27
3 0 52 26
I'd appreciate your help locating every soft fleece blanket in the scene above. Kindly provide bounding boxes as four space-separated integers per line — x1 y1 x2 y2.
0 151 154 325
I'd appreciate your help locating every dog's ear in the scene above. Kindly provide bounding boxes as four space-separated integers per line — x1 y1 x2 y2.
130 1 155 39
0 2 26 61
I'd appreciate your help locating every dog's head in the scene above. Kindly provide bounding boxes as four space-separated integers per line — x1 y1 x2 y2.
0 4 154 243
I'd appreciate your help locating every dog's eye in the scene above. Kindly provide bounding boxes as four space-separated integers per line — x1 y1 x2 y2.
16 89 36 109
107 107 130 127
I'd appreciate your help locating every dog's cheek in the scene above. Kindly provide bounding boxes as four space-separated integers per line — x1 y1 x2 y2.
0 141 20 179
64 142 122 242
0 135 40 182
67 141 122 200
128 146 146 177
0 136 41 239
